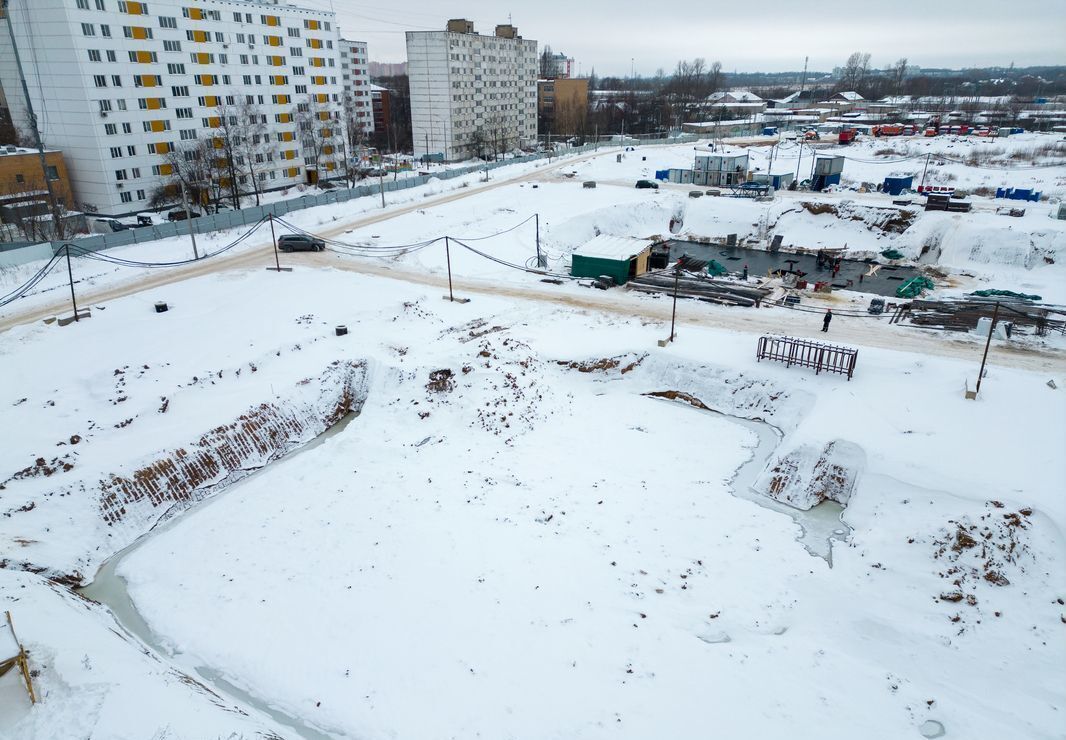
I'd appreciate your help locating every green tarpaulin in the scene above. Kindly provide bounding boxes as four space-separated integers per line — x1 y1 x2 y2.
896 276 935 298
970 289 1042 301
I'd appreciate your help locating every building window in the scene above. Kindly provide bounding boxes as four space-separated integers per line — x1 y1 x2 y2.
104 123 117 135
121 192 133 203
171 85 189 96
87 49 102 62
167 63 185 74
112 75 122 86
81 23 96 36
136 189 146 200
96 0 105 9
94 75 107 87
131 167 140 178
175 107 193 118
106 50 117 62
76 0 90 8
180 128 196 140
127 145 137 156
110 146 123 158
122 122 132 133
163 40 181 52
159 16 176 28
101 24 111 37
115 169 127 181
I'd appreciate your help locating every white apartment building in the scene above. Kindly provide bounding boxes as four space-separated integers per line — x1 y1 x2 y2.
338 39 373 140
406 19 537 162
0 0 347 217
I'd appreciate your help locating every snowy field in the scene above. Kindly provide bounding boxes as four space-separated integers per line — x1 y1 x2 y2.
1 261 1064 740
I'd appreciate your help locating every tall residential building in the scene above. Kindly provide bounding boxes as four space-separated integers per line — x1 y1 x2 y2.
338 39 373 142
0 0 347 217
406 19 537 162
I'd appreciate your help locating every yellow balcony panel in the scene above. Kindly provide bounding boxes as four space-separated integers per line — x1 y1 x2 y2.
185 7 203 20
148 120 167 132
266 35 282 46
264 15 280 26
308 38 322 49
207 117 221 128
155 142 172 154
317 111 330 121
158 163 174 175
311 76 326 85
145 97 164 109
268 55 285 66
310 57 325 67
125 1 147 15
134 50 154 63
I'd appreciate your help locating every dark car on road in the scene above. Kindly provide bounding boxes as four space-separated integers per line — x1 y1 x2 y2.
635 179 659 190
277 234 326 252
167 208 201 221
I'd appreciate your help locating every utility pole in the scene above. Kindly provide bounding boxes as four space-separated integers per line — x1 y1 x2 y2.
920 152 931 190
799 56 809 101
974 302 1000 397
4 0 62 235
379 170 385 208
65 245 80 322
180 180 199 259
268 214 281 271
444 236 454 302
794 142 804 183
535 213 543 268
669 262 681 342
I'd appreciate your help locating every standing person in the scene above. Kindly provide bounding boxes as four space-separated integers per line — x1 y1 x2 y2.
822 309 833 333
742 263 749 281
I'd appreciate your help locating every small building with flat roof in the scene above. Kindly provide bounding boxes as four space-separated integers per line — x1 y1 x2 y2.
570 235 653 285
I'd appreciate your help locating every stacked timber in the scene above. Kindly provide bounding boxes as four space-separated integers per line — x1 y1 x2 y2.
902 299 1066 335
627 270 772 307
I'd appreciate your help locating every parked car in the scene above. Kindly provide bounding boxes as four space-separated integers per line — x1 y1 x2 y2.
276 234 326 252
90 218 129 234
635 179 659 190
135 213 154 226
318 180 338 190
167 208 201 221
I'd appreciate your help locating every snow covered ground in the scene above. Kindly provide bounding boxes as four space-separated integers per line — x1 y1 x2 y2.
1 259 1063 739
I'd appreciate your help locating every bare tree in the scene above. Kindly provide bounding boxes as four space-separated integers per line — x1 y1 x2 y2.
148 136 220 212
209 102 243 210
891 58 908 98
234 96 273 205
295 94 340 184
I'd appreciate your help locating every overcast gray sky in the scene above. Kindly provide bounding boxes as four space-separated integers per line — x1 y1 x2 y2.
300 0 1066 74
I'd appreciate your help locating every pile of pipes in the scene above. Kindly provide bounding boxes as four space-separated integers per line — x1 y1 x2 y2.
901 299 1066 335
627 269 772 307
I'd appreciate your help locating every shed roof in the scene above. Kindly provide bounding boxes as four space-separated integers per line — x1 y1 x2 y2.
573 235 653 261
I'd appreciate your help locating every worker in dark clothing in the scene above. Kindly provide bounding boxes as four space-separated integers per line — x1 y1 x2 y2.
742 263 749 280
822 309 833 332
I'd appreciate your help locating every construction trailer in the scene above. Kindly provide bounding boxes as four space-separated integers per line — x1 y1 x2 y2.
570 235 653 285
811 156 844 191
750 172 794 190
882 176 914 196
693 149 749 186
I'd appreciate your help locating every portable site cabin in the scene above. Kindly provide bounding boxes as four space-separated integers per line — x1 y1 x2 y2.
570 235 653 285
811 156 844 191
693 149 749 186
882 175 913 196
750 172 794 190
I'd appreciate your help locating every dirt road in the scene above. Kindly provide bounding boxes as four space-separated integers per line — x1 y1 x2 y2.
0 149 598 333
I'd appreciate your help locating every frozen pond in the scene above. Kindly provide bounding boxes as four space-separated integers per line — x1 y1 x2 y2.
667 239 921 298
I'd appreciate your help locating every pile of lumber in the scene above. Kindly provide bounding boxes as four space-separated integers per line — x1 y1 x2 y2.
627 270 772 307
901 299 1066 335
